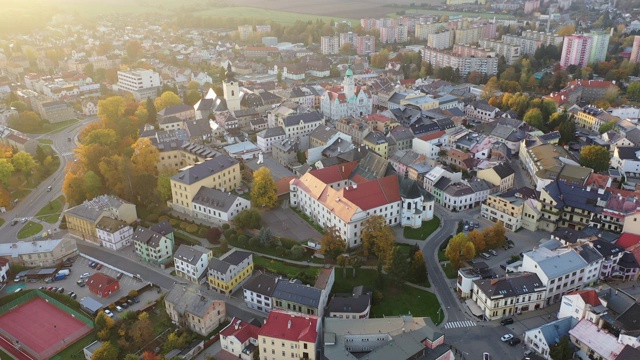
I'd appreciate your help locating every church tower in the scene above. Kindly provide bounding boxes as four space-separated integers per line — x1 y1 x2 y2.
223 63 241 112
342 65 355 100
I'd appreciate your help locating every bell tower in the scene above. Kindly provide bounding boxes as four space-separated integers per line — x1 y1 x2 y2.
223 63 241 112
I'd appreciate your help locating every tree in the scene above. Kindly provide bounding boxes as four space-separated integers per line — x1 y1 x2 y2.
387 247 409 283
11 151 35 173
350 256 362 277
410 250 427 284
320 227 346 261
337 254 348 277
9 101 27 112
97 96 126 128
233 209 262 230
558 116 576 145
445 233 475 269
579 145 611 172
206 227 222 244
157 173 172 202
142 351 163 360
483 222 506 248
84 170 103 199
361 215 395 267
63 167 87 205
251 167 278 208
628 82 640 100
131 137 159 175
599 120 617 134
523 108 545 131
557 25 576 36
0 185 10 207
92 341 118 360
154 91 182 111
0 159 14 187
604 86 620 104
8 111 43 133
549 335 572 360
481 76 499 100
467 229 486 253
83 129 118 147
131 313 153 347
184 89 201 106
146 98 157 125
126 40 142 59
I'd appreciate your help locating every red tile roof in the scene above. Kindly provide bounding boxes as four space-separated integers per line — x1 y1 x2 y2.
418 131 446 142
221 317 260 344
568 289 602 307
362 113 392 123
342 175 401 210
276 176 297 196
584 173 610 188
309 161 358 184
86 273 118 292
0 256 8 267
258 310 319 343
617 233 640 249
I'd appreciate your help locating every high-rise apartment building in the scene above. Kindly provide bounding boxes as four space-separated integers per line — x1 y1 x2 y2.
502 30 563 55
421 46 498 77
115 69 161 101
237 25 253 41
585 30 611 64
356 35 376 55
560 35 593 68
339 32 358 49
321 36 340 55
415 23 442 40
630 36 640 64
428 31 454 50
479 39 522 65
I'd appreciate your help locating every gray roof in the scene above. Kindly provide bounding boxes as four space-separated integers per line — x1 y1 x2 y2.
258 126 286 139
388 126 415 142
309 126 339 143
158 104 193 116
65 195 132 223
184 119 212 138
327 294 371 314
537 317 577 347
272 280 322 308
150 221 174 236
616 146 640 160
208 250 252 274
171 155 238 185
474 273 544 299
492 162 515 179
243 272 279 296
165 283 221 319
525 248 588 280
174 244 210 266
282 111 323 127
192 187 242 212
132 226 166 248
158 115 182 125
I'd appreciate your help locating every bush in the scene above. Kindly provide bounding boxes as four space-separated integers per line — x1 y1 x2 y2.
198 228 207 237
158 215 169 222
146 214 160 223
222 223 230 230
223 229 235 240
169 218 179 226
276 246 286 256
128 290 138 298
207 228 222 244
280 237 298 249
249 237 261 248
290 245 305 260
180 221 189 230
186 224 198 234
237 235 248 247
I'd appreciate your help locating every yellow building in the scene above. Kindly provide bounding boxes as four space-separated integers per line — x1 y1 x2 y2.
477 163 515 193
207 250 253 295
574 107 620 132
65 195 137 243
170 155 241 216
362 131 389 159
258 310 319 360
157 142 221 174
480 192 524 231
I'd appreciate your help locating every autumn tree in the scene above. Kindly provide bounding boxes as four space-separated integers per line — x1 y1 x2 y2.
557 25 576 36
467 229 486 253
251 167 277 208
154 91 182 111
320 226 346 261
131 137 159 175
131 312 153 348
142 351 163 360
481 76 499 100
524 108 545 131
579 145 611 172
337 254 349 277
97 96 126 129
627 82 640 100
63 165 86 205
361 215 395 267
410 250 427 284
387 246 409 283
483 222 507 248
157 173 173 202
445 232 475 269
350 256 362 277
84 170 103 200
0 159 14 187
0 185 9 207
233 208 262 230
91 341 118 360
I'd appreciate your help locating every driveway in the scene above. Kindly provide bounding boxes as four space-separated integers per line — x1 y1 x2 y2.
261 205 322 242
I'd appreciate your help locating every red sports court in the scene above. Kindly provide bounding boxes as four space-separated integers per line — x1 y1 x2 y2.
0 296 93 360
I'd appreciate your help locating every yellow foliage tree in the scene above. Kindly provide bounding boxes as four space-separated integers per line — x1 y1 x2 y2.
445 232 476 269
320 226 346 261
154 91 182 111
131 137 159 176
251 167 277 208
361 215 395 267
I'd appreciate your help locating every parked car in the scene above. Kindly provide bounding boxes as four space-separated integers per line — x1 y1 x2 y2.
81 273 90 279
463 225 469 231
488 249 498 256
127 299 134 305
474 222 479 228
133 298 140 304
116 272 124 280
96 263 103 270
509 338 521 346
483 353 490 360
500 334 514 342
14 276 21 282
480 252 491 260
51 287 58 292
120 302 129 309
10 219 17 226
500 318 514 325
104 309 114 318
57 287 64 293
38 286 45 290
524 349 533 356
500 264 507 270
88 261 97 268
115 305 123 312
46 286 54 291
14 288 22 293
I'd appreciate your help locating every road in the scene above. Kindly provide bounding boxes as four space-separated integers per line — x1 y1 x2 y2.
0 117 97 241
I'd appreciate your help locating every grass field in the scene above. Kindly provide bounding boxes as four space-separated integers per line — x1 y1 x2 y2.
35 195 65 224
17 221 44 239
253 255 320 280
199 7 357 24
403 216 441 240
38 139 53 145
397 8 515 19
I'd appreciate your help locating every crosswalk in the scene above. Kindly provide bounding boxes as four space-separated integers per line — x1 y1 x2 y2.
444 320 478 329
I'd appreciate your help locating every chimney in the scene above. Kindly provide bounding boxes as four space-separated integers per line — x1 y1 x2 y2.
287 319 292 329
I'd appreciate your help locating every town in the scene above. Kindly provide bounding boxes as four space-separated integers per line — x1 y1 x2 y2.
0 0 639 359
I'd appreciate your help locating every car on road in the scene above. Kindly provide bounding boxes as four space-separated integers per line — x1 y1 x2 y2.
500 318 514 325
20 218 27 224
488 249 498 256
96 263 103 270
47 186 52 192
10 219 17 226
524 349 533 356
104 309 114 318
500 334 514 342
483 352 490 360
81 273 90 279
509 338 521 346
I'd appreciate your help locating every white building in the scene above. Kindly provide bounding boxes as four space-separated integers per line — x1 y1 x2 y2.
412 131 447 160
557 289 607 324
612 146 640 178
320 68 373 120
321 36 340 55
472 273 546 320
524 317 577 359
95 217 133 251
174 244 212 284
115 68 161 101
219 318 260 359
277 111 324 148
243 272 279 313
256 126 286 153
191 187 251 225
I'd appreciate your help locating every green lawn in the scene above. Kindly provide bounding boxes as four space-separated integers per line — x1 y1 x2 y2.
438 235 452 262
0 218 4 227
0 348 13 359
441 262 458 279
253 255 320 280
17 221 44 239
199 7 357 25
29 119 79 134
403 216 441 240
35 195 65 223
51 331 97 360
38 138 53 145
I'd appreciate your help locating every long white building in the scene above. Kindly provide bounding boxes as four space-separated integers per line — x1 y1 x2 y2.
115 68 161 101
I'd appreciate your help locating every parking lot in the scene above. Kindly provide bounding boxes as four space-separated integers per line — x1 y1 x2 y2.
5 256 161 319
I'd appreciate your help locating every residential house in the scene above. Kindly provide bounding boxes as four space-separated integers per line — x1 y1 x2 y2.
164 283 226 336
82 100 97 116
273 138 300 168
327 286 372 319
277 111 324 146
0 257 8 282
0 238 78 267
191 187 250 226
480 190 525 231
387 126 415 152
524 317 577 359
323 315 452 360
95 217 133 251
132 226 175 265
465 100 499 122
219 318 260 360
557 290 608 324
257 126 286 153
569 319 625 360
65 195 137 243
477 163 515 193
472 273 545 321
258 310 320 360
174 244 212 284
86 273 119 298
412 130 447 160
538 182 604 232
574 106 619 133
243 271 280 313
208 250 253 295
612 147 640 178
36 100 75 123
170 155 241 216
362 131 389 159
272 279 324 317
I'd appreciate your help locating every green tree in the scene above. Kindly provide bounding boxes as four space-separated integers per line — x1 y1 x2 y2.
320 227 346 261
92 341 118 360
154 91 182 112
157 173 173 202
184 89 201 106
387 246 409 283
524 108 545 131
445 232 475 269
410 250 427 284
579 145 611 172
628 82 640 100
558 116 576 145
337 254 349 277
599 120 617 134
11 151 36 173
361 215 395 268
350 256 362 277
146 98 157 125
84 170 103 199
0 159 14 186
549 335 572 360
251 167 278 208
233 208 262 230
83 129 118 147
9 101 27 112
8 111 43 133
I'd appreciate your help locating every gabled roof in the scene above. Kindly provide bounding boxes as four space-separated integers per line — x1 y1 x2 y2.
616 233 640 249
243 272 279 296
537 317 576 347
309 161 358 184
272 280 322 308
171 155 238 185
282 111 323 127
132 226 167 248
491 162 515 179
192 187 242 212
174 244 210 266
86 273 118 292
158 104 193 116
342 176 401 211
208 250 252 274
568 289 602 307
220 317 260 344
474 273 544 299
258 310 318 343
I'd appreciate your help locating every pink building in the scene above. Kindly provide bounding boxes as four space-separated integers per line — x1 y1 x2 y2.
630 36 640 64
560 35 593 68
356 35 375 55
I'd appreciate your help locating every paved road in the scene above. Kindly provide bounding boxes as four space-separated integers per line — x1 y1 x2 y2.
0 117 98 241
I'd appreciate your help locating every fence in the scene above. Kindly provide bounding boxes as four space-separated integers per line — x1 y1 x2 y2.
37 291 94 327
0 327 37 360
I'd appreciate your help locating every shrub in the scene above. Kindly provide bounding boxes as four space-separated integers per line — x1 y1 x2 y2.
238 234 248 243
280 237 298 249
276 246 286 256
146 214 159 222
249 237 261 248
223 229 235 240
169 218 179 226
158 215 169 222
290 245 305 260
198 228 207 237
207 228 222 244
180 221 189 230
229 234 238 243
186 224 198 234
222 223 230 230
128 289 138 298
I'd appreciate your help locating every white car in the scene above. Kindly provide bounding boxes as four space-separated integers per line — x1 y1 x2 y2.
104 309 113 318
501 334 514 342
81 273 90 279
115 305 123 312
